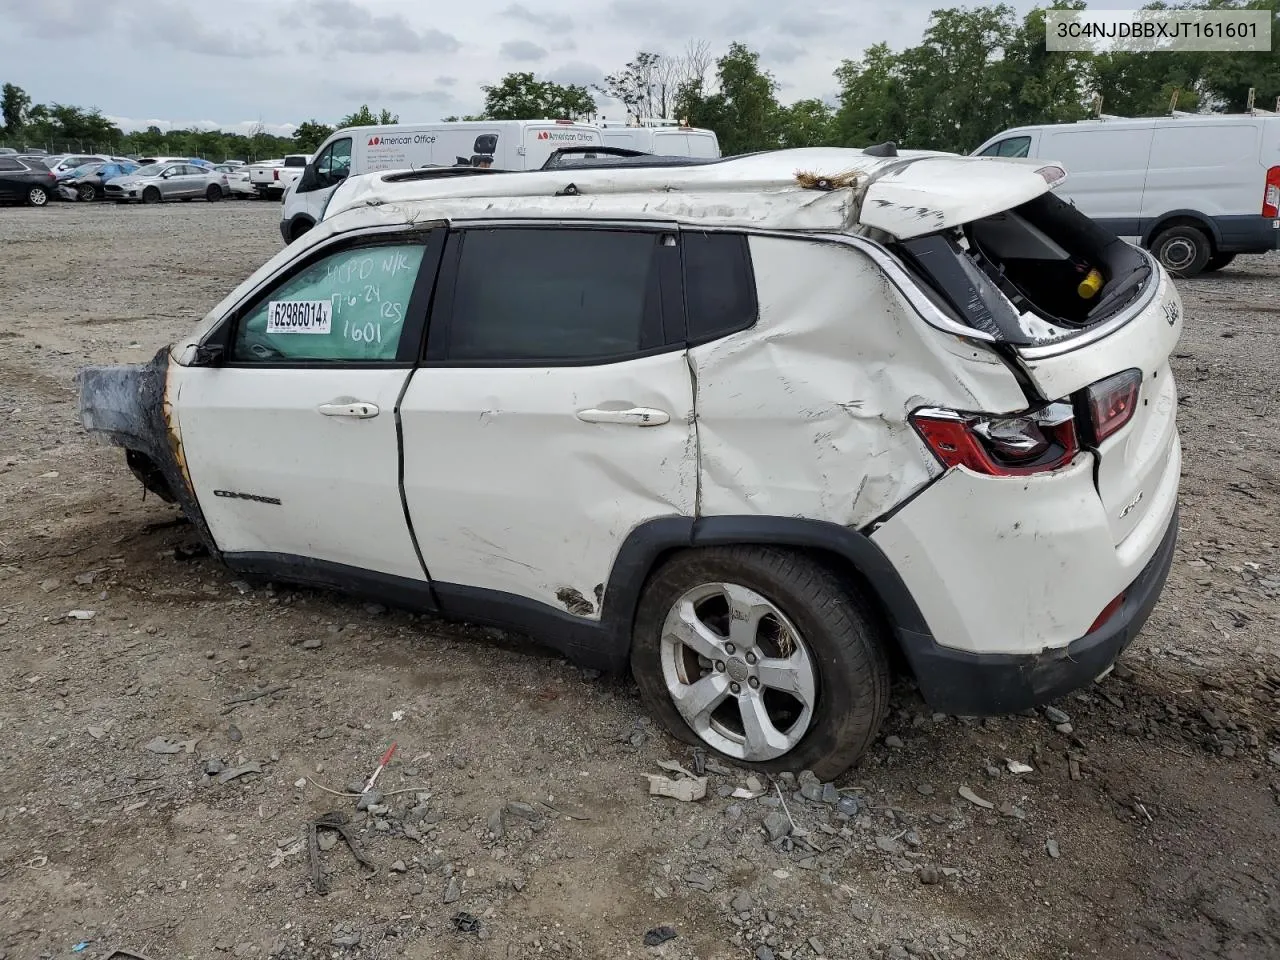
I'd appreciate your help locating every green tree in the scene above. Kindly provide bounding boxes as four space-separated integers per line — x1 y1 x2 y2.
338 105 399 127
778 98 837 148
833 43 914 148
293 119 335 151
480 72 596 120
682 43 781 155
2 82 31 133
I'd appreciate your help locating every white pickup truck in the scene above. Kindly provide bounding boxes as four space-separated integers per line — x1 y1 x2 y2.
248 154 310 200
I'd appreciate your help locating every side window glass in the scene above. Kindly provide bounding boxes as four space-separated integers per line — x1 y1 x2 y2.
681 232 757 342
444 229 663 361
232 243 426 363
998 136 1031 158
979 142 1002 157
317 138 352 185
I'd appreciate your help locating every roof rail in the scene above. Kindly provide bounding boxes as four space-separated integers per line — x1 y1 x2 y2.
381 166 511 184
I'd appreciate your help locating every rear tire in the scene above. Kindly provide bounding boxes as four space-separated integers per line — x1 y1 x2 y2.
288 218 313 242
1151 225 1211 278
631 546 891 780
142 186 161 204
206 185 222 202
27 186 49 206
1203 253 1236 273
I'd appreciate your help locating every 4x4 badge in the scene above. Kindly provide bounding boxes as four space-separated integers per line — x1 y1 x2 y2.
1162 301 1179 326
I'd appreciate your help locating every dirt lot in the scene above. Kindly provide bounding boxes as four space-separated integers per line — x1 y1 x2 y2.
1 201 1278 960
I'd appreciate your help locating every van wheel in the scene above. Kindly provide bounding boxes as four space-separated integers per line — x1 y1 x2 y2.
1203 253 1235 273
631 547 890 780
142 186 161 204
1152 226 1211 277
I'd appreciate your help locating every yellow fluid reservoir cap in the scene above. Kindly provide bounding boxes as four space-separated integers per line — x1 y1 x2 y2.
1078 268 1103 299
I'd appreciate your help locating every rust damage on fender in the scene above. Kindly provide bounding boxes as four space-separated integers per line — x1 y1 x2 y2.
76 347 217 556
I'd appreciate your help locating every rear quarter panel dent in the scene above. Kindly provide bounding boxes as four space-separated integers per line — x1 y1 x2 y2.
690 236 1027 528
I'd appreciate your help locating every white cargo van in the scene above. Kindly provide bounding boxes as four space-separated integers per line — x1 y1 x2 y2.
973 114 1280 276
281 120 605 242
599 119 721 159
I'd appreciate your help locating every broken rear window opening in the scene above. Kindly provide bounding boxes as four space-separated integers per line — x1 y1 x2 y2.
892 193 1152 345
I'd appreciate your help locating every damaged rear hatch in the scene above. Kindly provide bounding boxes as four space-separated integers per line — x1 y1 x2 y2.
862 154 1180 555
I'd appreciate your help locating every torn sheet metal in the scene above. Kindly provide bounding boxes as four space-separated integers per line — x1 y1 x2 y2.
76 348 217 554
689 235 1028 529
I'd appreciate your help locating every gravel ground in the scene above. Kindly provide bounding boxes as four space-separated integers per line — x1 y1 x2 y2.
1 201 1278 960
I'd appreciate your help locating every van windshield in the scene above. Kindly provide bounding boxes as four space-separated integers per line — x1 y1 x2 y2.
892 192 1153 344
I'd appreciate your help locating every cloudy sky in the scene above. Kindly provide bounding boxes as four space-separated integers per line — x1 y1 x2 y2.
0 0 1039 135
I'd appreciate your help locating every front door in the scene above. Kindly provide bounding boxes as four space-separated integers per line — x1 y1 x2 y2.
176 229 445 585
399 223 696 615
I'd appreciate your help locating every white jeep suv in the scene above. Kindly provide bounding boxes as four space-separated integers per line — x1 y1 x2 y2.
77 147 1182 778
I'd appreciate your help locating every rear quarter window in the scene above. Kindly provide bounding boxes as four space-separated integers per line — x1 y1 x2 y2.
681 232 758 343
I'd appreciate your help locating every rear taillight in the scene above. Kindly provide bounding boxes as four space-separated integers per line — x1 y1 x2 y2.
1263 165 1280 218
1035 164 1067 187
1086 369 1142 443
274 169 280 181
910 403 1078 477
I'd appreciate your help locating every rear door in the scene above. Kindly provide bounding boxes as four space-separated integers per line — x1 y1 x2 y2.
176 228 445 583
399 222 695 615
182 164 209 197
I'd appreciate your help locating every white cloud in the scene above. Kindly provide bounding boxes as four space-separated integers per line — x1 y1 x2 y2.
0 0 1045 132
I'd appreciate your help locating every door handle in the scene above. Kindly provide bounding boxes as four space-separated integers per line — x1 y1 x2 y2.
318 400 380 419
576 406 670 426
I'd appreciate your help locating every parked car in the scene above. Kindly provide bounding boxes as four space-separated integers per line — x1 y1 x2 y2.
249 154 309 200
45 154 110 176
974 113 1280 276
0 155 58 205
104 161 229 203
77 146 1181 778
599 118 721 158
0 147 16 154
214 163 255 198
58 160 140 201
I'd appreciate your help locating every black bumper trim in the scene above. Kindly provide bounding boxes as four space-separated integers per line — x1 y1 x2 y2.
902 507 1179 716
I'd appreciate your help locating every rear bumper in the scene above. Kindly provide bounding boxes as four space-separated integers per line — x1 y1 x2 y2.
902 507 1178 715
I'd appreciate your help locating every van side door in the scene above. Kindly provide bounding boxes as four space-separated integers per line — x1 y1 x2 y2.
1038 126 1154 236
1139 122 1262 234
